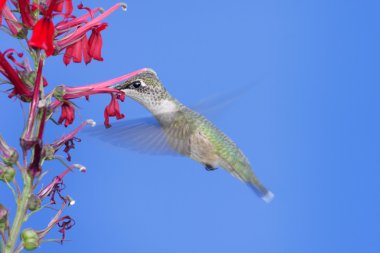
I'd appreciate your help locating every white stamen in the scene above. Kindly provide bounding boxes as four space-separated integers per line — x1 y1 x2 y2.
86 119 96 127
66 195 76 206
73 164 86 173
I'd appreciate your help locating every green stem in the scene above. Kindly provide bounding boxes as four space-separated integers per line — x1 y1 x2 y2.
4 175 32 253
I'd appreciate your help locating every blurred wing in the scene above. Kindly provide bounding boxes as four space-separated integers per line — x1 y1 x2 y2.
192 83 257 119
85 117 179 156
85 85 259 156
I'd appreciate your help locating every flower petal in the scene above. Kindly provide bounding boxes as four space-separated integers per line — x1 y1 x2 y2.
19 0 36 28
88 23 108 61
29 17 55 56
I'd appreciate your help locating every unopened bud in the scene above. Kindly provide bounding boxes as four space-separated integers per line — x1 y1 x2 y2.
0 204 8 233
0 165 16 182
42 145 55 160
53 86 66 101
2 148 18 165
28 195 42 211
0 136 19 165
21 228 39 251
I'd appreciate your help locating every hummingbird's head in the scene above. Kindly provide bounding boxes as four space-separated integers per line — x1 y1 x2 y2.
113 68 170 107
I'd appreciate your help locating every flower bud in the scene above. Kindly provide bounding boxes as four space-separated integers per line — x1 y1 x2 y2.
0 165 16 182
21 228 39 251
28 195 42 211
0 136 19 165
53 86 66 101
42 145 55 160
2 147 18 165
0 204 9 233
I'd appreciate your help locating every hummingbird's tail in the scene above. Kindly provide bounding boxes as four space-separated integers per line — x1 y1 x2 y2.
219 159 275 203
247 179 274 203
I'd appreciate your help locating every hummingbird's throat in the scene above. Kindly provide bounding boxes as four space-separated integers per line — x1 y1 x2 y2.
151 99 178 115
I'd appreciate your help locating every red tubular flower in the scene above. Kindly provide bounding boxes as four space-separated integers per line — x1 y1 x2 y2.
28 17 55 56
104 93 125 128
0 0 5 12
0 51 32 101
58 102 75 127
18 0 35 28
55 3 127 63
54 0 73 17
63 35 91 65
88 23 108 61
28 0 57 56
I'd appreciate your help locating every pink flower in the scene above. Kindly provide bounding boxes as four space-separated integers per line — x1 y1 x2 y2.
50 69 146 127
1 5 27 37
58 102 75 127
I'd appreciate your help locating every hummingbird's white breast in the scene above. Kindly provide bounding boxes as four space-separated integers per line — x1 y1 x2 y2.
151 99 178 115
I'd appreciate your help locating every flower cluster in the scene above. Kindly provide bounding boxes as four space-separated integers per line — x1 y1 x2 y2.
1 1 126 63
0 1 143 252
0 0 131 128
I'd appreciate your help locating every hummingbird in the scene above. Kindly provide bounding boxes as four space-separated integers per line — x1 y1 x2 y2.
95 68 274 203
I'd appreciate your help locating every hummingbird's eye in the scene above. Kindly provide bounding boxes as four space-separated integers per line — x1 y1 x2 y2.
128 81 141 89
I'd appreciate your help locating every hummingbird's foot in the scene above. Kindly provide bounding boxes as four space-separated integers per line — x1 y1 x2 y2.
205 164 218 171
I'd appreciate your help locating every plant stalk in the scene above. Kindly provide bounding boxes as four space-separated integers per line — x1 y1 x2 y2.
4 175 32 253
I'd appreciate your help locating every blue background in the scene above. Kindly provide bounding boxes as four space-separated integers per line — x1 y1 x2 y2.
1 0 380 252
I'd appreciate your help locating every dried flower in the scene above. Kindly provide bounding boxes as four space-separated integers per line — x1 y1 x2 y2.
38 164 86 203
